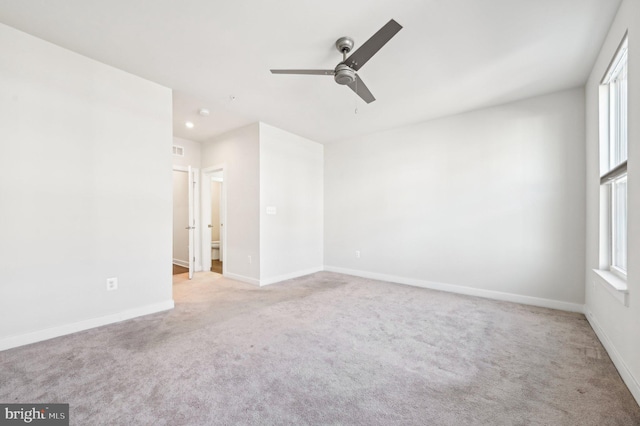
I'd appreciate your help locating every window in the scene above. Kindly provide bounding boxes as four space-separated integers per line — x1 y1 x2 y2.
611 175 627 272
600 35 628 279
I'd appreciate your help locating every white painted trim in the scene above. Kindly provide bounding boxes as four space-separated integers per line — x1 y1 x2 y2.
259 267 324 286
201 163 227 174
592 269 629 306
173 165 201 279
324 266 584 313
0 300 175 352
224 272 260 286
585 308 640 406
172 259 189 268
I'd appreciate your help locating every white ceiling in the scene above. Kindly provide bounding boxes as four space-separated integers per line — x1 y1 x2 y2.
0 0 621 144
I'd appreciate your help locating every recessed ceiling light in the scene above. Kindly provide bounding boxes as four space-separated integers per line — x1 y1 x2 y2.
198 108 210 117
185 121 194 129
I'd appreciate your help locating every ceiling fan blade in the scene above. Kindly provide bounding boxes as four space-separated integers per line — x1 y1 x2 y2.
270 69 334 75
343 19 402 71
347 74 375 104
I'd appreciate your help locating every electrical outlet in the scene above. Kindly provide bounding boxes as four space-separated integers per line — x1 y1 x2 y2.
248 255 252 264
106 277 118 291
355 250 361 259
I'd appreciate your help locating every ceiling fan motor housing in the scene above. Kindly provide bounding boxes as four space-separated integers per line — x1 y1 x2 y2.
334 64 355 85
335 36 354 54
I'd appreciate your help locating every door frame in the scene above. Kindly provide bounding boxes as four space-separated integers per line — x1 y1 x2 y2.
173 165 201 278
201 164 227 275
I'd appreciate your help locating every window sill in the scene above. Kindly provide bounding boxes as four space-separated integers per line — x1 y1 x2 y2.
592 269 629 306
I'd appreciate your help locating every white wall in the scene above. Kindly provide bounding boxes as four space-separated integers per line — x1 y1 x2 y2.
259 123 324 284
325 88 586 310
201 123 260 283
0 23 174 349
201 122 324 285
584 0 640 405
172 136 201 169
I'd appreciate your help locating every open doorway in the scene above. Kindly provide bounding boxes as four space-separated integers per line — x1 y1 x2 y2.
209 175 223 273
173 166 198 279
202 165 226 276
172 169 189 275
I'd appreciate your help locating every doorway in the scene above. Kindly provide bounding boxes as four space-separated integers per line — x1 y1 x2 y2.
172 166 198 279
209 176 223 273
201 165 226 275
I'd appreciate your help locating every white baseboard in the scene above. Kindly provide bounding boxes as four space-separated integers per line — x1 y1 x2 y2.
260 267 324 287
224 272 260 286
0 300 175 352
174 260 202 271
324 266 584 313
585 308 640 406
173 259 189 268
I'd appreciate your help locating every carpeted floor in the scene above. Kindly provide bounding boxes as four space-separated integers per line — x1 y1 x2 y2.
1 271 639 425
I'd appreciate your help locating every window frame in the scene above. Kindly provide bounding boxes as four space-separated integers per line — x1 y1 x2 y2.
610 173 627 278
599 34 628 281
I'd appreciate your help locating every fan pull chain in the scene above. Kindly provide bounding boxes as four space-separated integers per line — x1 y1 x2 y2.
354 76 358 114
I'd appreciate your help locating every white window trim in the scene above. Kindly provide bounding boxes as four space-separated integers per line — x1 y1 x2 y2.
601 164 628 279
593 269 629 307
596 33 628 297
610 174 627 277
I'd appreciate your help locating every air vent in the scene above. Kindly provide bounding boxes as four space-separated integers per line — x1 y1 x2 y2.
172 145 184 156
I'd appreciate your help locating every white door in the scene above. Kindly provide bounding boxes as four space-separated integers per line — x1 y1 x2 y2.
187 166 195 279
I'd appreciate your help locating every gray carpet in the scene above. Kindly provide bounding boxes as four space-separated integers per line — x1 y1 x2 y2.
1 271 639 425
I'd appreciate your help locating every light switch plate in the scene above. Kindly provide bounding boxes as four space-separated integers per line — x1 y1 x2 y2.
266 206 277 215
106 277 118 291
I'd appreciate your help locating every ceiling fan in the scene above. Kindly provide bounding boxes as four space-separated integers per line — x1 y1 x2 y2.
270 19 402 104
